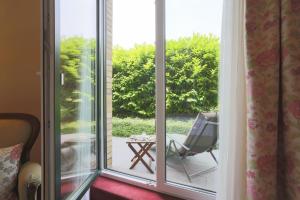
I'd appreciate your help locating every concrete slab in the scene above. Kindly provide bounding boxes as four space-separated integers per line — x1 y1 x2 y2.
110 137 218 192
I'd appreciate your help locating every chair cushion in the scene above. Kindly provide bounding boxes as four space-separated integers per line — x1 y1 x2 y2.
0 144 23 200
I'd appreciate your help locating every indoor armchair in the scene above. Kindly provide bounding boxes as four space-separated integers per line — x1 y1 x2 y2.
0 113 41 200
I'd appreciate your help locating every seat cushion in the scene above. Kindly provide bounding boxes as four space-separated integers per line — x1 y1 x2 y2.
0 144 23 200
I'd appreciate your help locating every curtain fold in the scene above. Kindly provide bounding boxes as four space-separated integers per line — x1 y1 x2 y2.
245 0 300 199
218 0 300 199
216 0 247 200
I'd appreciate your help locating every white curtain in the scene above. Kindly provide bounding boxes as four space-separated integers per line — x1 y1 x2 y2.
216 0 247 199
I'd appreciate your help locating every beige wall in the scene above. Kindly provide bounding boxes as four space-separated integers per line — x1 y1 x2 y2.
0 0 41 163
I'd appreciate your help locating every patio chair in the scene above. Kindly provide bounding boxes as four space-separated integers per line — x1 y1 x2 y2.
166 112 218 182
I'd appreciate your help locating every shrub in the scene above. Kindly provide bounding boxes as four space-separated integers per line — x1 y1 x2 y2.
59 34 219 121
113 34 219 118
165 34 219 114
112 44 156 118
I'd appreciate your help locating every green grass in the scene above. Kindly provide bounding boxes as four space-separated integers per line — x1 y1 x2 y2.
112 117 155 137
61 120 96 134
112 117 194 137
61 117 194 137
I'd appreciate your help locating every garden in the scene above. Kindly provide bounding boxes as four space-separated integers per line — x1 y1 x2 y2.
60 34 220 137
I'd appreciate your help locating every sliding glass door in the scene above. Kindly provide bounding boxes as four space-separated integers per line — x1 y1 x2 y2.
43 0 222 199
44 0 101 199
102 0 222 199
104 0 156 180
58 0 98 198
165 0 221 192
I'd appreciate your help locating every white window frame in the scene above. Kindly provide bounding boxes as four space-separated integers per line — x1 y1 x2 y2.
100 0 217 199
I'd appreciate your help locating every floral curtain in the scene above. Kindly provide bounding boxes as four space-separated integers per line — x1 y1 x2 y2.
246 0 300 199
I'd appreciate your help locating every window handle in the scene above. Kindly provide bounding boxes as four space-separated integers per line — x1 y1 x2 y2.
61 73 65 86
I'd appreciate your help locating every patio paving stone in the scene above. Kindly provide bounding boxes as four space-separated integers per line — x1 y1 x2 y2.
110 136 218 192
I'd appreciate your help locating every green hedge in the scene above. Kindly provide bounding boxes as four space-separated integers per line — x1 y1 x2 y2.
60 34 219 121
113 34 219 118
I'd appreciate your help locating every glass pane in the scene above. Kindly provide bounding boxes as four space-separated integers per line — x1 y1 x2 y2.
105 0 156 180
59 0 97 198
165 0 222 192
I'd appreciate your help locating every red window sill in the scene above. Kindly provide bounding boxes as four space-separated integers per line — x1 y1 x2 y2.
90 176 182 200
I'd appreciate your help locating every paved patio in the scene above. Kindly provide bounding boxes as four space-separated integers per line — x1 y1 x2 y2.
110 136 218 192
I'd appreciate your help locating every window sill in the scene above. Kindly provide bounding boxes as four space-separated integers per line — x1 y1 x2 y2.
99 169 216 200
91 176 182 200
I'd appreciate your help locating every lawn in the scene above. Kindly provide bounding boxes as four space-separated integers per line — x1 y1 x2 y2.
112 117 194 137
61 117 195 137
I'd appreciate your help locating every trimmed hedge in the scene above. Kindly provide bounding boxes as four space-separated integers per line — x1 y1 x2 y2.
113 34 219 118
60 34 219 121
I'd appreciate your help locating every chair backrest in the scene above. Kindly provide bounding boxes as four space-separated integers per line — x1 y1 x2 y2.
0 113 40 164
183 112 218 154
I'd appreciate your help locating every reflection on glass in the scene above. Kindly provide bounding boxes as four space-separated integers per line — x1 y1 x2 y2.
105 0 156 179
165 0 222 192
59 0 97 198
